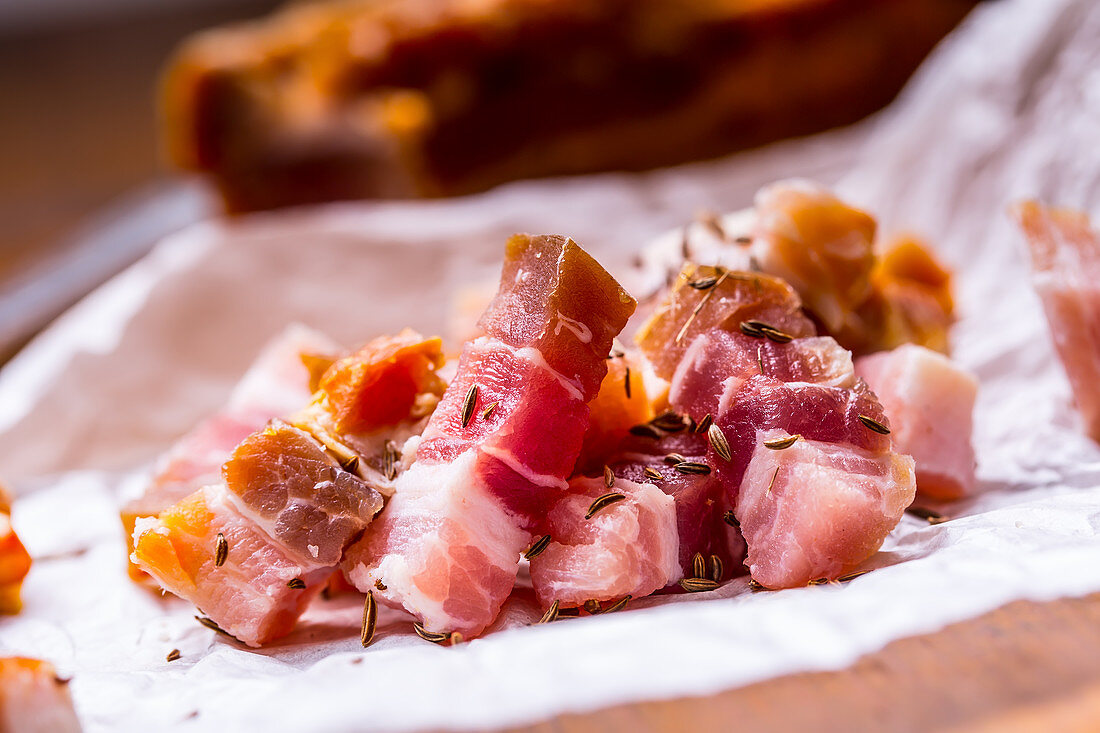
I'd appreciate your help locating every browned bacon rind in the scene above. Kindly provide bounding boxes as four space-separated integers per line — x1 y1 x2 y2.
635 266 815 380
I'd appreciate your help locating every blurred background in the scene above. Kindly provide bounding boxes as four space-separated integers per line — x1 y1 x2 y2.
0 0 982 362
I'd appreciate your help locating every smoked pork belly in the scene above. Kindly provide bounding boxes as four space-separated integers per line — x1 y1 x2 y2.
0 657 82 733
1013 202 1100 441
856 344 978 500
133 331 444 646
639 265 916 588
342 234 635 637
121 325 336 581
0 487 31 614
528 475 679 609
530 427 743 606
636 180 955 356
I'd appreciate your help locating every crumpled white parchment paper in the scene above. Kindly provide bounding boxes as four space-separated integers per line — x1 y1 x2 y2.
1 0 1099 730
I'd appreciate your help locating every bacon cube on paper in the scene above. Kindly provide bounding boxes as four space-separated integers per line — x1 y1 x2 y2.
639 265 916 589
529 476 679 609
1013 202 1100 441
121 325 336 581
856 344 978 500
132 331 444 646
0 487 31 614
342 234 636 637
0 657 82 733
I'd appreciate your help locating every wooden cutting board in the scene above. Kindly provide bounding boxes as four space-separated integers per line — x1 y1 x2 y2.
510 593 1100 732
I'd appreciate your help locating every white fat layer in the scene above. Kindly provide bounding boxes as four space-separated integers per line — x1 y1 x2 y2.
480 445 569 490
347 453 529 634
513 345 585 401
553 311 593 344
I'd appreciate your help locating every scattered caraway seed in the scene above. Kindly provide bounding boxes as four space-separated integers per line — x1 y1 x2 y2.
481 401 500 420
374 579 387 592
739 321 765 339
286 578 306 590
808 578 830 586
584 599 602 615
586 493 627 519
837 570 869 583
166 649 181 663
689 276 719 290
624 367 632 399
664 452 687 465
764 434 801 450
450 632 464 646
413 623 449 644
710 555 724 583
539 600 560 624
708 423 731 462
765 466 780 496
761 326 794 344
195 615 234 639
695 413 714 435
650 411 687 432
692 552 706 579
361 592 377 647
858 414 891 435
381 441 398 481
461 385 479 428
757 345 764 375
748 579 766 592
214 533 228 568
603 464 615 489
723 510 740 528
604 595 632 613
674 462 711 476
906 506 948 524
340 454 360 474
680 578 719 593
643 467 663 482
734 236 752 244
556 606 581 618
524 534 552 560
675 270 730 344
629 424 661 439
698 211 727 240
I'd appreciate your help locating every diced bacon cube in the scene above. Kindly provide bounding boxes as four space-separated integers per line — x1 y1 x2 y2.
856 344 978 500
131 486 329 647
0 488 31 615
736 431 915 588
0 657 82 733
530 477 679 608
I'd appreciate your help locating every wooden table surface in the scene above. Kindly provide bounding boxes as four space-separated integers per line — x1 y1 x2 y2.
3 7 1099 732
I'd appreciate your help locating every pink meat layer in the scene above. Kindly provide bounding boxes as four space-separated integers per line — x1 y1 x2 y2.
478 234 637 395
416 338 588 524
530 476 679 608
1013 202 1100 440
856 344 978 500
736 432 915 588
670 330 856 417
131 485 329 647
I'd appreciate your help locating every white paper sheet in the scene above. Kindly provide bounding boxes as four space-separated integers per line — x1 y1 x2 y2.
1 0 1099 730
